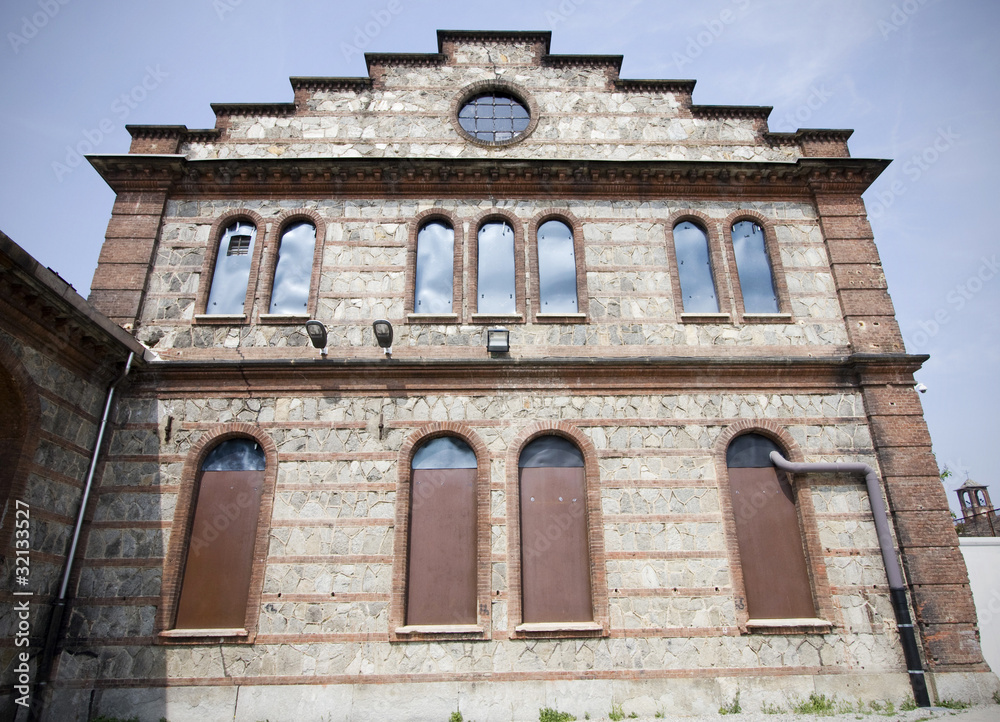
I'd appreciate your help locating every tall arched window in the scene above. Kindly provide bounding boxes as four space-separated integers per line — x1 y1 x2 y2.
477 220 516 314
519 436 593 624
673 221 719 313
269 221 316 314
206 221 257 315
174 438 266 630
0 367 26 532
726 433 814 620
407 436 478 625
730 220 779 313
536 219 578 313
413 220 455 314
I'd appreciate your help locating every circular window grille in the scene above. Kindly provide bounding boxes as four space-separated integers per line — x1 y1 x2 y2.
458 93 531 143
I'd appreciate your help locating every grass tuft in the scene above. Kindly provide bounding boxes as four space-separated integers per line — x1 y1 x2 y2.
719 690 742 715
791 693 838 715
936 698 970 709
539 707 576 722
450 712 464 722
608 703 625 721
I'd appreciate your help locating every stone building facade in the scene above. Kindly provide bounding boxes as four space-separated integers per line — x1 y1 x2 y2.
3 29 997 722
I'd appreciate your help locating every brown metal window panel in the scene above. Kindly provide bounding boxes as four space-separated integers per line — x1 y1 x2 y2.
520 466 593 624
406 467 477 625
174 470 264 629
728 465 815 619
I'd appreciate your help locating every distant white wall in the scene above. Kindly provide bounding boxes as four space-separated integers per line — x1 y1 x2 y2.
959 537 1000 674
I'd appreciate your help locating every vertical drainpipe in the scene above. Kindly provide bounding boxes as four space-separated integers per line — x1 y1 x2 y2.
28 352 135 722
769 450 931 707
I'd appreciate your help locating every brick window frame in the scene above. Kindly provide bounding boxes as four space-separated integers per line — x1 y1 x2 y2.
257 209 325 323
404 209 465 324
157 423 278 644
664 209 733 324
0 339 41 557
194 209 267 324
450 80 540 148
505 422 609 638
713 420 836 634
468 209 526 324
390 423 492 642
722 210 793 324
527 211 589 323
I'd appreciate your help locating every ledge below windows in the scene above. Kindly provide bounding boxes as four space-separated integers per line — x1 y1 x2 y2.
259 313 310 325
158 628 250 644
513 621 606 638
744 618 832 635
470 313 524 325
742 313 793 324
193 314 247 325
406 313 460 324
679 312 732 324
535 312 587 324
393 624 488 642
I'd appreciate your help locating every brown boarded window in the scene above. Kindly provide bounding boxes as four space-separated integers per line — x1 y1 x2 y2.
174 438 266 630
727 434 815 620
406 436 477 626
519 436 593 624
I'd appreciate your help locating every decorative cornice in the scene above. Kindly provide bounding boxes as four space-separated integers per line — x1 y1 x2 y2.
126 125 187 140
766 128 855 146
437 29 552 54
130 353 927 396
614 79 696 95
85 154 890 197
542 54 623 71
211 102 297 117
289 76 373 92
365 52 447 71
692 104 772 120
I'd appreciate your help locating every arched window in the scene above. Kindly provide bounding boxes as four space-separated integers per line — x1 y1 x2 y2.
673 221 719 313
477 220 516 314
519 436 593 624
406 436 478 625
536 219 578 313
269 221 316 314
413 220 455 314
206 221 257 315
730 220 779 313
0 367 26 531
174 438 266 630
726 433 814 620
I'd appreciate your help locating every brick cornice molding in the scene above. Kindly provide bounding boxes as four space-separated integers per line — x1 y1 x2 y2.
87 155 891 198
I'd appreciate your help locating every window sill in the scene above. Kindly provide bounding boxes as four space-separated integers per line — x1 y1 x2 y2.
535 313 587 324
745 618 832 634
471 313 524 324
407 313 460 324
193 314 247 325
259 313 310 324
742 313 793 324
679 312 732 324
395 624 483 635
514 621 605 637
158 627 249 641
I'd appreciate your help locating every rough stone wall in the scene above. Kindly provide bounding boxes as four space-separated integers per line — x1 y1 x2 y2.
61 386 911 697
0 328 109 717
135 198 846 359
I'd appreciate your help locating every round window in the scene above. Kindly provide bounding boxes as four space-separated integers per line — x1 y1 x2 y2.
458 93 531 143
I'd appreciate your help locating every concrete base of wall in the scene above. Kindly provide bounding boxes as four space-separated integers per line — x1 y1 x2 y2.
39 672 1000 722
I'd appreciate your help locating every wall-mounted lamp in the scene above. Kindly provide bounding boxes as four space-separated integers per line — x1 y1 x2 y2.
486 327 510 354
305 320 328 357
373 319 393 358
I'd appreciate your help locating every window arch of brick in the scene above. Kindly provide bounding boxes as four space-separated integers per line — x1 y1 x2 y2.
721 210 791 321
158 423 278 643
713 420 835 632
664 209 732 320
505 421 608 637
390 422 491 641
258 209 325 321
195 209 267 322
404 208 465 322
527 211 589 323
468 209 526 323
0 338 40 557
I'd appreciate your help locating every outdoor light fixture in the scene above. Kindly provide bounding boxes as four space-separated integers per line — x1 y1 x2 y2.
305 319 328 356
373 319 393 358
486 327 510 354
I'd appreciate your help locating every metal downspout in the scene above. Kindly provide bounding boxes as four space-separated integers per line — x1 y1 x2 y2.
769 451 931 707
28 352 135 722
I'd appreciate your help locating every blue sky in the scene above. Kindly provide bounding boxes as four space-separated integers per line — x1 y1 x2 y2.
1 0 996 512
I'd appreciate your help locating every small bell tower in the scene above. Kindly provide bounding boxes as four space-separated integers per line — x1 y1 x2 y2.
956 480 997 536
